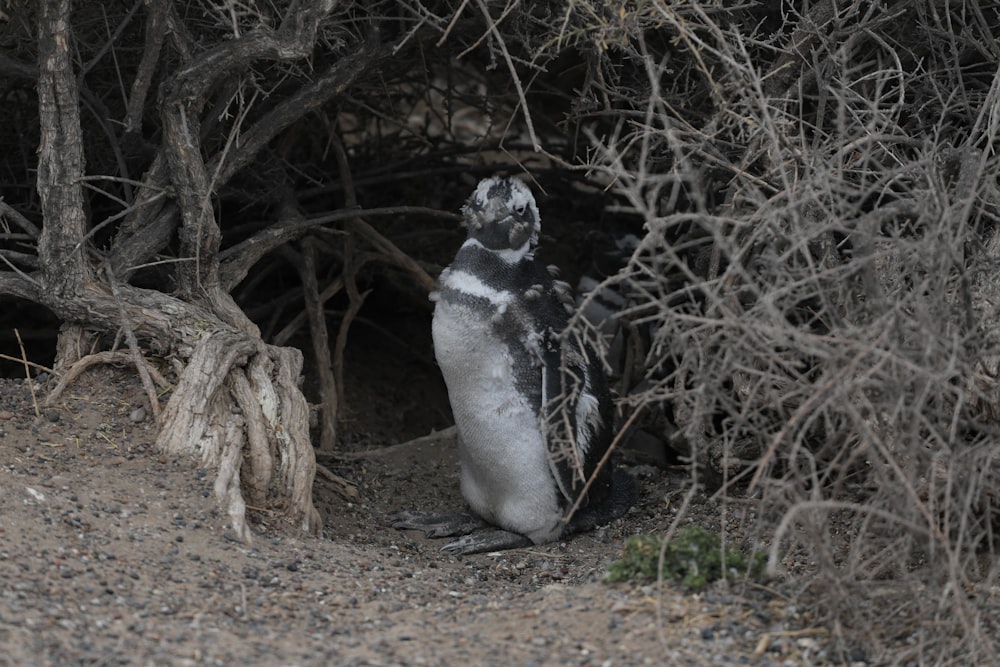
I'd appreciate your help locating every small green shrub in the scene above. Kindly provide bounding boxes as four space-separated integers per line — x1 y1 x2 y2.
606 526 765 589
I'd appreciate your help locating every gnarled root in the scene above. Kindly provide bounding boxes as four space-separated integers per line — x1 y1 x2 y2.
156 330 320 542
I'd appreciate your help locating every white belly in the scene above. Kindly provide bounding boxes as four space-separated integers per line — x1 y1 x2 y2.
432 299 562 543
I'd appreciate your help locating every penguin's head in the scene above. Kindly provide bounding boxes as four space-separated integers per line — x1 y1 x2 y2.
461 176 540 262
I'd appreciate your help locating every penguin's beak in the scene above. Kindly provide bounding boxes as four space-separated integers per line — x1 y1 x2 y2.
464 205 513 233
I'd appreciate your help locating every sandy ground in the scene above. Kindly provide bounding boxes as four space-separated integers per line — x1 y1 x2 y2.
0 368 838 666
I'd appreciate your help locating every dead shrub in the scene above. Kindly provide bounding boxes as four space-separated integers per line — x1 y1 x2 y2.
568 1 1000 663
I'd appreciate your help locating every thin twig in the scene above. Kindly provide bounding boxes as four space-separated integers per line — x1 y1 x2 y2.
655 484 698 647
0 353 54 376
104 264 162 418
14 328 40 418
330 133 372 419
0 199 41 239
436 0 471 47
271 273 345 347
472 0 540 151
217 205 459 287
562 404 646 523
0 248 42 286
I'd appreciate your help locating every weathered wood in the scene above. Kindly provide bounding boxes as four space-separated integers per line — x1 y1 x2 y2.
35 0 95 372
161 103 221 298
156 330 255 456
300 239 339 455
226 366 269 508
271 344 321 534
214 413 252 543
112 1 369 287
124 0 169 133
17 1 348 542
35 0 91 296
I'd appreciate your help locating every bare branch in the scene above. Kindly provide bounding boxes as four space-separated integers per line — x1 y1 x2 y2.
218 205 457 292
206 38 385 188
0 200 40 240
104 264 162 418
299 238 339 455
472 0 540 151
124 0 169 133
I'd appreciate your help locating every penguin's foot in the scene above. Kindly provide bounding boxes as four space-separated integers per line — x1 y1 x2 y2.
389 510 488 539
389 511 533 555
439 529 532 555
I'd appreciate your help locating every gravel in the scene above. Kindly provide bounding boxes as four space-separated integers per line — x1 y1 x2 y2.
0 370 838 666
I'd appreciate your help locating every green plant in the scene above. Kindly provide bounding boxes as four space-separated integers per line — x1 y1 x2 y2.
606 526 765 589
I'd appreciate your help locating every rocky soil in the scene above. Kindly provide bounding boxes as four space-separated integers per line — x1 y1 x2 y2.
0 367 839 666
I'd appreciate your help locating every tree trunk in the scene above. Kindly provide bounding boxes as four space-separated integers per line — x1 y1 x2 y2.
35 0 95 372
15 0 388 541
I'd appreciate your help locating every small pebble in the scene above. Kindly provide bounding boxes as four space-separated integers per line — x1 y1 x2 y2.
129 407 147 423
46 411 60 422
0 411 13 420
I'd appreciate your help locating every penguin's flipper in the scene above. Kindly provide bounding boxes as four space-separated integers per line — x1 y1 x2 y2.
540 338 609 506
389 510 488 538
440 529 533 555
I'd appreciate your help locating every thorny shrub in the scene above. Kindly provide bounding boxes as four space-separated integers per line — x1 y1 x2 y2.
563 2 1000 664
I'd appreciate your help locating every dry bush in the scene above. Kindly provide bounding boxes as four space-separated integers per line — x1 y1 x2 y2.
565 1 1000 663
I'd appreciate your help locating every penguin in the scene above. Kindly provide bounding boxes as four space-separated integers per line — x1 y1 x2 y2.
391 176 637 555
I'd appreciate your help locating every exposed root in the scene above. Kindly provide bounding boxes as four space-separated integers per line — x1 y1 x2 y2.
156 331 255 456
270 344 322 535
316 462 360 500
155 331 321 542
215 412 252 543
46 349 171 405
229 362 273 507
333 425 458 459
